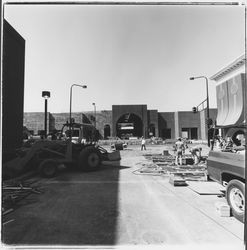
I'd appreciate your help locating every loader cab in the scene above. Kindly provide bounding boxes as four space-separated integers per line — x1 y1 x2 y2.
61 123 83 143
61 122 94 143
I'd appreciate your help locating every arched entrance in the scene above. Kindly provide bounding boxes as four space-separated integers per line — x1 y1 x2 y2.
148 124 155 137
104 124 111 139
116 113 143 139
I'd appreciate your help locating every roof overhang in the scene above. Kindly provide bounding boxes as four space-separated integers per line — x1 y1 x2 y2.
210 55 246 82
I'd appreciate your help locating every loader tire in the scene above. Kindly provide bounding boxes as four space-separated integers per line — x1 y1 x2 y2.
226 179 245 223
78 146 101 171
38 159 58 178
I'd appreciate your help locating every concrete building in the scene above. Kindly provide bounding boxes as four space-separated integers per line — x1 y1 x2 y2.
24 106 217 141
2 20 25 161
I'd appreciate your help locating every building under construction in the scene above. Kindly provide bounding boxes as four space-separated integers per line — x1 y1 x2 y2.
23 106 217 141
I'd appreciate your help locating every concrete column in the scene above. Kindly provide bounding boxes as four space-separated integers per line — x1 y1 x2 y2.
155 126 158 138
200 110 207 140
174 112 179 139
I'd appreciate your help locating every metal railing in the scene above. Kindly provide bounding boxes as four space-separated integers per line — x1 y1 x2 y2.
196 98 207 112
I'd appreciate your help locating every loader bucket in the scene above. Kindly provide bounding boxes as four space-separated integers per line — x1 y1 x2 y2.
103 151 121 161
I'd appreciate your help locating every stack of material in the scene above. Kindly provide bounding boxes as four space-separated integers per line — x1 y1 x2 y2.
141 153 208 181
151 155 175 163
138 163 162 174
143 153 163 161
215 202 231 217
145 153 207 166
162 150 170 156
169 174 187 186
159 164 208 181
145 154 195 165
170 171 208 181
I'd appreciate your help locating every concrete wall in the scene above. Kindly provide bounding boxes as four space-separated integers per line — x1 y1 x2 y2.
24 112 49 134
200 110 206 140
94 110 112 138
158 112 175 139
2 20 25 157
23 107 218 140
177 111 201 138
24 110 112 138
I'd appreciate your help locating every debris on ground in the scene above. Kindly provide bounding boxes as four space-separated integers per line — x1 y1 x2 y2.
215 202 231 217
2 219 15 226
2 180 43 214
132 163 162 176
136 153 208 181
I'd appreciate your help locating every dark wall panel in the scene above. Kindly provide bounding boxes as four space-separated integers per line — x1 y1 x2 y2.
2 20 25 158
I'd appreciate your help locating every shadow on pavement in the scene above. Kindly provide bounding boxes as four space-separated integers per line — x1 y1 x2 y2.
2 161 125 246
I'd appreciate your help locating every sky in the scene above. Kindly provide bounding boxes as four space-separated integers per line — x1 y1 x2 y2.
3 1 246 114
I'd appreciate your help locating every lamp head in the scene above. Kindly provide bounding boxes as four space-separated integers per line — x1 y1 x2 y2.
189 77 195 80
42 91 50 99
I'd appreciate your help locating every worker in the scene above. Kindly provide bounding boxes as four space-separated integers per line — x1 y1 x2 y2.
189 146 202 164
51 132 57 140
223 137 234 151
174 137 185 165
141 136 146 151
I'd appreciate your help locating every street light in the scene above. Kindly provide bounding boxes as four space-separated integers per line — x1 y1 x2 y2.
69 84 87 140
92 102 96 142
189 76 210 147
92 103 96 128
42 91 50 138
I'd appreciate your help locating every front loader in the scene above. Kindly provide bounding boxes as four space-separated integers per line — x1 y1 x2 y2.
3 122 120 179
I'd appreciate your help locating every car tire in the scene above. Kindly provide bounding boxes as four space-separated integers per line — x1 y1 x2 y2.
38 159 58 178
78 146 101 171
226 179 245 223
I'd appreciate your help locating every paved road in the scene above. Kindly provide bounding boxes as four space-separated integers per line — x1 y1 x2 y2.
2 145 244 248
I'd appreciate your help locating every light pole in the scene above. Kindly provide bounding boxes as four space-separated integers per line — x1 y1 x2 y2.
42 91 50 138
69 84 87 140
92 103 96 128
92 102 96 142
189 76 210 147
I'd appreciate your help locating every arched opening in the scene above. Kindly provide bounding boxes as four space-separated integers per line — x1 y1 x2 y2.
116 113 143 139
104 124 111 139
148 124 155 137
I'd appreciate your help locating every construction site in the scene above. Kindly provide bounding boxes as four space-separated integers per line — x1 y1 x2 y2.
1 2 246 250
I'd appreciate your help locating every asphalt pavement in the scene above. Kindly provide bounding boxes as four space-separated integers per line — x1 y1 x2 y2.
2 144 245 249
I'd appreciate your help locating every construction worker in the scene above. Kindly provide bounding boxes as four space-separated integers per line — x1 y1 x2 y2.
174 137 185 165
223 136 234 151
141 136 146 150
189 146 202 164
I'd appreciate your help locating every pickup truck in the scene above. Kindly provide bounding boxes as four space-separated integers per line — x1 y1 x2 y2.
207 148 245 222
